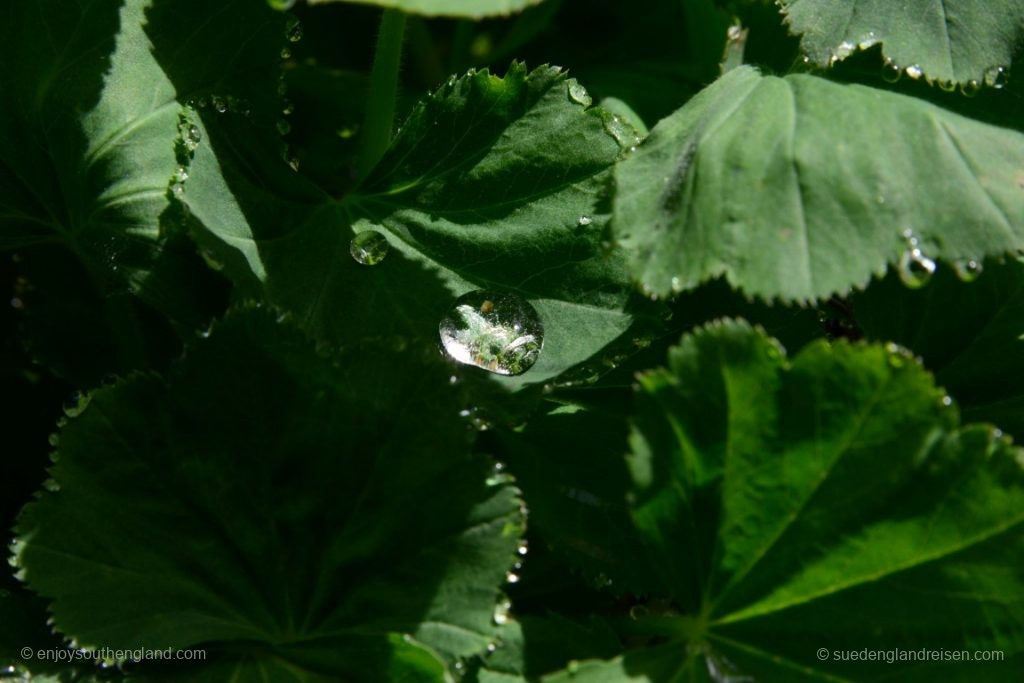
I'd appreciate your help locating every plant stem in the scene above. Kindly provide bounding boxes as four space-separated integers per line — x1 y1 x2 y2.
357 9 407 180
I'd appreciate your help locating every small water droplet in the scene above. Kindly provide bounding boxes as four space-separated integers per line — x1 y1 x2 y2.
938 79 956 93
898 248 935 288
577 215 592 227
493 599 511 625
829 40 855 66
567 81 592 107
505 571 520 584
905 64 923 80
286 17 303 42
960 80 980 97
48 433 59 447
439 291 544 376
516 541 528 556
62 392 91 417
567 660 580 675
185 124 202 151
277 119 292 135
267 0 296 9
173 166 189 182
171 182 185 198
281 46 292 60
603 115 640 150
349 230 390 266
629 604 650 619
952 258 983 282
857 32 877 50
882 60 902 83
941 395 953 406
212 95 227 113
486 643 497 653
984 65 1008 89
282 99 295 116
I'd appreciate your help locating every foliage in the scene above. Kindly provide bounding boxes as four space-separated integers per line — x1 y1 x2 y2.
2 0 1023 680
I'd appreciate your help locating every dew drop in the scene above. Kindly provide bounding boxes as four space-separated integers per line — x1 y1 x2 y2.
603 115 641 150
277 119 292 135
882 60 902 83
905 64 923 80
286 17 303 42
185 124 202 151
493 599 511 625
212 95 227 113
486 643 497 653
577 215 592 227
938 79 956 93
48 433 59 447
960 80 980 97
941 395 953 406
266 0 296 9
349 230 390 266
170 182 185 198
952 258 983 282
516 541 528 556
984 65 1008 89
567 660 580 675
173 166 189 183
281 46 292 60
62 391 91 417
857 32 877 50
567 81 592 107
898 248 936 288
439 291 544 376
505 571 520 584
829 40 855 66
629 604 650 619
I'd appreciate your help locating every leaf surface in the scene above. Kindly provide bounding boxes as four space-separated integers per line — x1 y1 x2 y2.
13 308 523 681
778 0 1024 85
540 321 1024 680
614 66 1024 302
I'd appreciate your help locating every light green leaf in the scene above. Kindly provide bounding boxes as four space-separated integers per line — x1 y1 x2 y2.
306 0 547 19
13 308 523 681
546 320 1024 681
779 0 1023 85
614 66 1024 302
854 256 1024 439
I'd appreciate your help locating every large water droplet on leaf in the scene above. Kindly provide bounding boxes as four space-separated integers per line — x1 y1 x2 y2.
439 291 544 376
349 230 390 266
898 248 936 288
603 115 640 150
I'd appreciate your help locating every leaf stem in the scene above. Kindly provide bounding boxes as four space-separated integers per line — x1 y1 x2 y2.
357 8 407 180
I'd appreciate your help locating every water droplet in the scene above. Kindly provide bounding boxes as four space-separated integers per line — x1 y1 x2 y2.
171 182 185 198
953 258 983 282
43 479 60 492
629 604 650 619
898 248 936 288
857 32 877 50
577 215 592 227
516 541 528 556
439 291 544 376
493 599 511 625
277 119 292 135
212 95 227 113
282 99 295 116
938 79 956 93
941 395 953 406
882 61 902 83
48 433 59 447
173 166 189 183
905 64 923 80
985 66 1008 89
62 392 91 417
567 81 592 107
486 643 497 653
286 17 303 42
505 571 520 584
603 115 641 150
185 124 202 151
567 660 580 675
829 40 855 66
349 230 390 266
960 80 980 97
267 0 296 9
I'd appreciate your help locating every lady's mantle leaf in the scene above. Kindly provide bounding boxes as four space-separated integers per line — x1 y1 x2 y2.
543 320 1024 681
778 0 1023 86
614 66 1024 302
12 308 523 681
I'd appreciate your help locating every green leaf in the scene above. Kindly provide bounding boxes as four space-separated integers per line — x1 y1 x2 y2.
614 66 1024 302
306 0 547 19
854 256 1024 439
778 0 1023 85
0 0 238 383
162 57 641 388
13 308 523 681
547 320 1024 680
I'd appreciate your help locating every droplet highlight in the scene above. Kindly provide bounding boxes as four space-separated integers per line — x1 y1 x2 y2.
897 229 935 288
439 291 544 376
952 258 983 282
567 81 592 107
349 230 390 266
